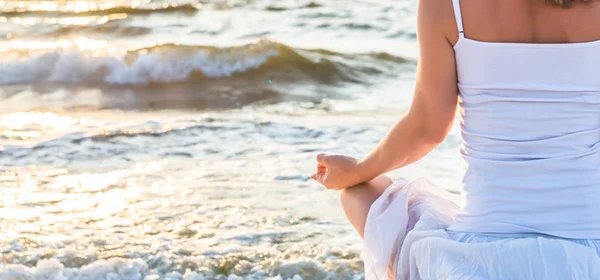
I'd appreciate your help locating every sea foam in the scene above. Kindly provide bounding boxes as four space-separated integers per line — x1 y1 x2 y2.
0 41 280 85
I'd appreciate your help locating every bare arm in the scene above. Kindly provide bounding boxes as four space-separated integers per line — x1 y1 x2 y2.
312 0 459 190
356 0 459 182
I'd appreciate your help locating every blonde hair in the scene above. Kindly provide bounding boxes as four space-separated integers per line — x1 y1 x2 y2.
548 0 592 7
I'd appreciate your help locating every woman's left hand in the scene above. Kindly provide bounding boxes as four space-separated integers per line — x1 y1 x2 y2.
311 153 364 190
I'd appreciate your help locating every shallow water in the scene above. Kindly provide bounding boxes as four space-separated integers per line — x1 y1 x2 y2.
0 1 463 279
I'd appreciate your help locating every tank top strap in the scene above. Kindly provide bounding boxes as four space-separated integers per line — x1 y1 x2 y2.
452 0 465 37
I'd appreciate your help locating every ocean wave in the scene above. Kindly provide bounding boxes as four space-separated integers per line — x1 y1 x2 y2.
0 3 199 17
0 40 409 86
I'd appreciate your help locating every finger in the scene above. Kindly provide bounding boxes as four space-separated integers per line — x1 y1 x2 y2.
311 173 318 181
317 164 326 173
316 153 329 165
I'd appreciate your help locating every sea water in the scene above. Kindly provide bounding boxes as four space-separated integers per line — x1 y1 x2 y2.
0 1 463 279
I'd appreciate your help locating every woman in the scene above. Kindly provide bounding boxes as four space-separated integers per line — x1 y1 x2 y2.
312 0 600 279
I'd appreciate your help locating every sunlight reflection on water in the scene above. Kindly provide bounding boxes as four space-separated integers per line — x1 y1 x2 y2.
0 1 451 279
0 0 151 12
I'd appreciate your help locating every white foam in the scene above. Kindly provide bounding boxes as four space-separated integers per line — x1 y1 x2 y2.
267 275 304 280
0 258 144 280
0 257 356 280
0 259 211 280
0 45 280 85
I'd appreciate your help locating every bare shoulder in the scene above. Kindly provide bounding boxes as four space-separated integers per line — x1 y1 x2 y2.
417 0 460 45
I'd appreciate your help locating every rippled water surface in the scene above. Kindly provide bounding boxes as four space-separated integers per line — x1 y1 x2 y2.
0 1 463 279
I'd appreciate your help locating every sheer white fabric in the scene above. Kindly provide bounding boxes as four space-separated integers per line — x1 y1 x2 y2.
363 178 600 279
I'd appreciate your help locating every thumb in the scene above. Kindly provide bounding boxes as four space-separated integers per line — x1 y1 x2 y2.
316 153 329 166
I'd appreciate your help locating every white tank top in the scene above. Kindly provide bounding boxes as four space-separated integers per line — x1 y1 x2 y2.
446 0 600 239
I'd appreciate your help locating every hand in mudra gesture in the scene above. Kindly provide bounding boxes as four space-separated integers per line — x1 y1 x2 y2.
311 153 365 190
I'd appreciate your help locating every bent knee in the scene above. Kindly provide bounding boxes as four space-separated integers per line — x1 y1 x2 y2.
339 187 354 210
339 183 383 218
339 184 369 207
341 178 392 204
339 176 393 238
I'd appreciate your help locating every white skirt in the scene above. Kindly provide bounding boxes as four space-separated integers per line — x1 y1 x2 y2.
363 178 600 280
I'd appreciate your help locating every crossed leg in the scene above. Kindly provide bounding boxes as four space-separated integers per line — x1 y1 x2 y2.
339 175 394 239
340 175 397 279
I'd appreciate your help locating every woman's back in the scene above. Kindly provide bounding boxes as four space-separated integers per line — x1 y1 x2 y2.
456 0 600 45
448 0 600 238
